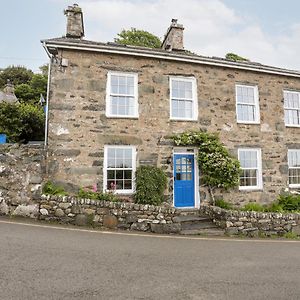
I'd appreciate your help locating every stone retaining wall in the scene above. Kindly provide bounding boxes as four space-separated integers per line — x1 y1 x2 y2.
0 144 45 217
201 205 300 237
38 195 182 234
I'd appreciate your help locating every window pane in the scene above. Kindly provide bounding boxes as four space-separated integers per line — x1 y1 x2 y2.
237 104 255 122
116 170 123 179
124 180 132 190
107 170 115 179
124 170 132 179
116 180 123 190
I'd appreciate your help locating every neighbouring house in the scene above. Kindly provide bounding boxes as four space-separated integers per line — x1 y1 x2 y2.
42 4 300 208
0 80 18 143
0 80 18 104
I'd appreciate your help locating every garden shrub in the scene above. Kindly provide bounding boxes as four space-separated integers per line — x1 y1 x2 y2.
277 193 300 211
215 199 233 210
42 181 68 196
77 188 117 202
241 202 265 212
134 166 167 205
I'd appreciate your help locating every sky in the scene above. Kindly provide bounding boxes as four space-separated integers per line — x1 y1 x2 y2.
1 0 300 73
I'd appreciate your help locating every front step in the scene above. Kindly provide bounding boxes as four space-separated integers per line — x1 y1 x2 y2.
173 215 209 223
176 209 224 236
181 221 219 231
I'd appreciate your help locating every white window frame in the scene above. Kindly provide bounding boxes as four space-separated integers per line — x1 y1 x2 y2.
284 90 300 127
103 145 136 194
288 149 300 188
238 148 263 190
105 71 139 118
169 76 198 121
235 84 260 124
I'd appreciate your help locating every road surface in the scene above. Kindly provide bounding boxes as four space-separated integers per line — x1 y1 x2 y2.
0 218 299 300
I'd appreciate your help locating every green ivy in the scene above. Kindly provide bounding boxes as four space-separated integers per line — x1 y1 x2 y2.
172 131 241 201
135 166 167 205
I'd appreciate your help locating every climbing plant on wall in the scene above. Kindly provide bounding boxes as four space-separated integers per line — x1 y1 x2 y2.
172 131 241 203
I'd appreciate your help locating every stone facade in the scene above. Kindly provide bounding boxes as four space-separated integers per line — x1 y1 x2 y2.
0 144 45 217
46 47 300 205
201 205 300 237
43 5 300 207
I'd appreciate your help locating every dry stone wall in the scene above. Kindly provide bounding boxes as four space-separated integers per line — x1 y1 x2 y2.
201 205 300 237
38 194 181 234
0 144 45 217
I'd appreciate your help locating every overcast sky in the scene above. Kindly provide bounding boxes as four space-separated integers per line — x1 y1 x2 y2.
1 0 300 72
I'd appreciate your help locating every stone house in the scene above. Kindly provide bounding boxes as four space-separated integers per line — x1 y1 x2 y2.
0 81 18 104
42 4 300 208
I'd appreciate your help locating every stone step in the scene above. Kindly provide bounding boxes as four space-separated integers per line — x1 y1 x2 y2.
180 228 225 236
176 211 201 217
181 222 219 231
173 215 211 223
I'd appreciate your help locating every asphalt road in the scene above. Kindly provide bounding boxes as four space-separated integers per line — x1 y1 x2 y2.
0 218 300 300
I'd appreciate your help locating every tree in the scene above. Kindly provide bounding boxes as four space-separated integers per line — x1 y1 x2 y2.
0 66 48 104
115 28 161 48
225 53 249 62
0 103 44 143
0 66 33 88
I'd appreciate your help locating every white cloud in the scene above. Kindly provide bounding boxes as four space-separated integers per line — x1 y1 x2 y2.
79 0 300 70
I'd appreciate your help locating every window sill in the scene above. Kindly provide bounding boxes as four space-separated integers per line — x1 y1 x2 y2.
288 185 300 189
285 124 300 128
239 187 263 192
106 115 139 120
170 118 198 122
237 121 260 125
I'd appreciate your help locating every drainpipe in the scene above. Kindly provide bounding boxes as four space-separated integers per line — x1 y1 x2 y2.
43 42 52 150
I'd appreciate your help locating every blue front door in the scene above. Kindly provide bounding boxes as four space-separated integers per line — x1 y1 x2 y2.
174 154 195 208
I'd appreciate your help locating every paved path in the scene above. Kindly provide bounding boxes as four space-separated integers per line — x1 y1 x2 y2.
0 218 300 300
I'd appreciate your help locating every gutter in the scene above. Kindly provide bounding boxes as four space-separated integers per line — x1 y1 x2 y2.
43 40 300 79
42 42 52 149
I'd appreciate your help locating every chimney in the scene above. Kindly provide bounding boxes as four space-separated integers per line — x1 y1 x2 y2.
162 19 184 51
64 4 84 38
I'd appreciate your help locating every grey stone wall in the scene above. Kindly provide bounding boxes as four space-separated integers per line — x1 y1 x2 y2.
47 49 300 205
201 205 300 237
0 144 45 217
38 195 181 233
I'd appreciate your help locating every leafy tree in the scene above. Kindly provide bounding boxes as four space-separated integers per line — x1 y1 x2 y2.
115 28 161 48
225 53 249 62
0 103 22 142
14 84 35 102
0 65 47 104
0 66 33 88
0 103 44 143
39 64 49 76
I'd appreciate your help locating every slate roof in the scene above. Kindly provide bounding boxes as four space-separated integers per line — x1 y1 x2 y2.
42 37 300 78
